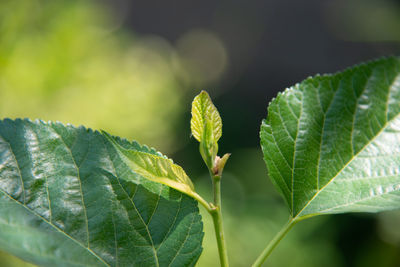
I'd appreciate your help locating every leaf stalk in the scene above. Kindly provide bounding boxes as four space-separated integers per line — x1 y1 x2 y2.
192 192 213 213
252 218 298 267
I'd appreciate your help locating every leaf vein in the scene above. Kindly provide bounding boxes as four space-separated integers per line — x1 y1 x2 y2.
295 112 400 218
156 196 182 251
167 211 196 267
49 127 90 248
0 133 26 204
290 90 303 214
105 141 159 267
0 189 110 267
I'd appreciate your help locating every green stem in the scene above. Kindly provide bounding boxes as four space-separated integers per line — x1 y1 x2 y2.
252 218 298 267
191 192 213 213
210 174 229 267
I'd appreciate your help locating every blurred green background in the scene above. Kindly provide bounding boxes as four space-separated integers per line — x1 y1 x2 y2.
1 0 400 266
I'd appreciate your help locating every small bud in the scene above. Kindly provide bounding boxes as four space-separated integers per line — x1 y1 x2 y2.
212 156 221 175
212 153 231 176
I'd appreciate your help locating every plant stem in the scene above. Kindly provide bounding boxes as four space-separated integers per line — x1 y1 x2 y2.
210 174 229 267
252 218 298 267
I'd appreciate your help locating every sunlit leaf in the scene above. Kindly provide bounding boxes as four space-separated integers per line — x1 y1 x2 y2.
0 119 203 266
103 131 200 201
190 91 222 143
260 57 400 219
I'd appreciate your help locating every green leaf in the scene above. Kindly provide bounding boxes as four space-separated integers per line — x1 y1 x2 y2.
190 91 222 143
0 119 203 267
198 119 218 169
102 132 207 205
260 57 400 219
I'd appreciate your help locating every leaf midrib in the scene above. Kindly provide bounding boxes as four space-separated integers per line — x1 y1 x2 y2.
0 188 110 267
51 126 91 248
294 111 400 219
317 188 400 214
102 137 160 267
290 88 303 213
0 127 110 266
0 217 98 267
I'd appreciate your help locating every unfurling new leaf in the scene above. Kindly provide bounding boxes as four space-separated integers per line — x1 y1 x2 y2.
191 90 222 143
191 91 226 172
260 57 400 220
199 119 218 169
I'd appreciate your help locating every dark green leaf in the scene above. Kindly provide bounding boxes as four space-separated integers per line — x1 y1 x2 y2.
0 119 203 266
260 57 400 219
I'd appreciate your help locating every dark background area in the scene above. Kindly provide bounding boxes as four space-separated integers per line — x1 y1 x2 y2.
106 0 400 148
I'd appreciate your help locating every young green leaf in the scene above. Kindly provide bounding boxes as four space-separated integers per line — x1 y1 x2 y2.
102 131 210 210
191 91 224 170
260 57 400 219
0 119 203 267
191 91 222 143
199 118 219 169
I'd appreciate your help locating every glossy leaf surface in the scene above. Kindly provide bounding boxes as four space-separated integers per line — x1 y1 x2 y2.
0 119 203 266
260 57 400 219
